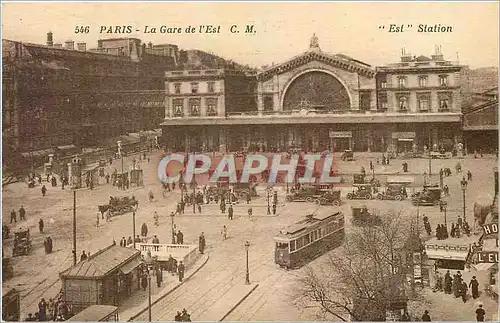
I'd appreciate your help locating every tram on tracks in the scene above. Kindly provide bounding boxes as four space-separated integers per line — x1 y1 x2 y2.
274 211 345 269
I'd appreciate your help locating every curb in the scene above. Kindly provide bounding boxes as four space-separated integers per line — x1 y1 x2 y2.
174 213 280 218
219 283 259 321
128 254 210 321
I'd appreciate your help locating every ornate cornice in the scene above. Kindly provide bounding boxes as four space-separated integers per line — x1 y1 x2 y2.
256 51 376 81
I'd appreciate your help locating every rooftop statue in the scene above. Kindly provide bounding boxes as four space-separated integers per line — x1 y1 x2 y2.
310 33 320 50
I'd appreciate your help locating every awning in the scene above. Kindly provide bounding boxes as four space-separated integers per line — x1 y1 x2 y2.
473 263 496 271
387 176 414 184
21 148 55 158
120 258 142 275
391 132 416 139
57 144 77 150
398 138 414 142
425 249 468 261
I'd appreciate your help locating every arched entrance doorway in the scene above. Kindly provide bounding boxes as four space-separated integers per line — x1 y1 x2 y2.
282 71 351 152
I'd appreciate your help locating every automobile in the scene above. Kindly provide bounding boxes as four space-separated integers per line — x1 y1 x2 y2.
341 150 354 161
286 186 323 203
346 184 373 200
351 206 382 226
411 187 442 206
377 184 408 201
12 229 32 257
316 189 342 206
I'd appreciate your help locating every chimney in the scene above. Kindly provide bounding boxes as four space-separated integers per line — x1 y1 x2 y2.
65 40 74 50
400 47 412 62
77 42 86 51
431 45 444 61
46 31 53 47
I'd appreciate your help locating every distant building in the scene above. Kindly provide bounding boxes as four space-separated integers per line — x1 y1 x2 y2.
2 33 176 166
462 87 498 153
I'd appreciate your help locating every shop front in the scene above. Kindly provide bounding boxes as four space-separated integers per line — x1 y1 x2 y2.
391 132 416 154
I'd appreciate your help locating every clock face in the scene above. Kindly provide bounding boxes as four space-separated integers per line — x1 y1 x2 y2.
283 71 350 111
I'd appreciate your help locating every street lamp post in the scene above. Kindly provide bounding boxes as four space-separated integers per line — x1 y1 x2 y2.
461 178 468 223
440 202 448 227
132 212 136 249
72 190 77 265
245 240 250 285
170 213 175 244
148 274 152 322
266 189 271 215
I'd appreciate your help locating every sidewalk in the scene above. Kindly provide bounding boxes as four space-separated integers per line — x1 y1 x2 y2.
119 254 209 321
196 283 259 321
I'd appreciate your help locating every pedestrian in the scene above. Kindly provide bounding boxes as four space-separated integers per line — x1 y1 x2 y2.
467 170 472 181
152 235 160 244
246 194 251 204
444 270 452 294
127 236 133 245
228 205 234 220
141 273 148 291
469 276 479 299
41 185 47 197
199 232 206 254
38 298 48 321
181 309 191 322
154 211 159 226
476 304 485 322
105 173 110 184
421 310 431 321
80 251 87 261
10 209 17 223
221 225 227 240
248 207 252 217
198 203 202 213
141 223 148 238
19 206 26 221
457 216 463 228
119 237 125 247
272 203 277 215
178 261 185 282
96 212 100 228
461 281 468 303
39 218 44 234
156 267 163 288
47 236 53 253
176 230 184 244
174 312 182 321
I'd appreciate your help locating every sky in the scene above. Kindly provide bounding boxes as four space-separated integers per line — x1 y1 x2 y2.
2 2 499 69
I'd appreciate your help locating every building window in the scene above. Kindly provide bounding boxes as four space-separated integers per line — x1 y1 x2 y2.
174 83 181 94
381 81 387 89
189 98 200 116
398 96 408 111
439 98 450 111
191 83 199 94
418 94 430 112
206 98 217 116
207 82 215 93
398 77 407 88
439 75 449 87
418 76 428 87
264 96 273 111
378 94 388 111
173 99 183 117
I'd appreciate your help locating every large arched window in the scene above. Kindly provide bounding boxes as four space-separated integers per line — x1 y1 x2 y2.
282 71 350 111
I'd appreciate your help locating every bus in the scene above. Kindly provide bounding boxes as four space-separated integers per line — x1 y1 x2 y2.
274 211 345 269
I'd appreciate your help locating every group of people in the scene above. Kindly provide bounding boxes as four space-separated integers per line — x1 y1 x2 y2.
9 206 27 223
434 270 480 303
25 296 72 321
174 309 192 321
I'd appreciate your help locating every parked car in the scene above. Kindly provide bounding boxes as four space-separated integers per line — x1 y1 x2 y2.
346 184 373 200
377 184 408 201
411 187 442 206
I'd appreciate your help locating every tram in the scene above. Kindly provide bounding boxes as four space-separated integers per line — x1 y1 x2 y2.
274 211 345 269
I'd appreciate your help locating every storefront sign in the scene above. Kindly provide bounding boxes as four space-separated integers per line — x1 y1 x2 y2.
483 223 498 236
329 131 352 138
391 132 416 139
477 251 499 263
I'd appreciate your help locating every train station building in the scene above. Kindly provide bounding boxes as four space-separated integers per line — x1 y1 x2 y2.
162 37 470 154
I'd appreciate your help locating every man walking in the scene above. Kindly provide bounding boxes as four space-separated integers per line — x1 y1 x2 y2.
228 205 234 220
178 261 185 282
198 232 206 254
469 276 479 299
19 206 26 221
10 209 17 223
475 304 485 322
39 218 44 234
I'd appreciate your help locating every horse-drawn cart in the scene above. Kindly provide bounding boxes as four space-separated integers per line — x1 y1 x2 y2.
99 196 138 217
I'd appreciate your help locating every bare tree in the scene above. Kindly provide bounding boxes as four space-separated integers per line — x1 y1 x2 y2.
296 212 415 321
